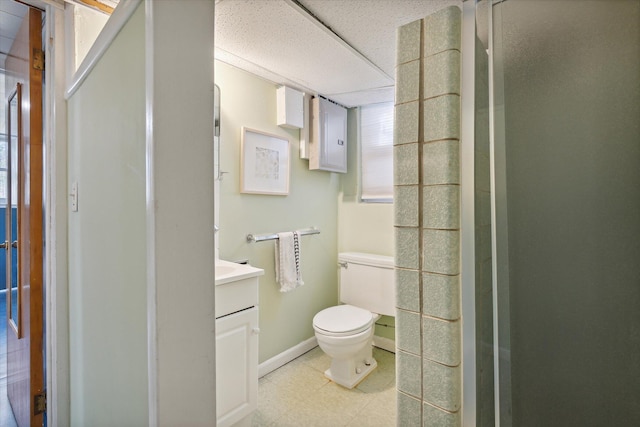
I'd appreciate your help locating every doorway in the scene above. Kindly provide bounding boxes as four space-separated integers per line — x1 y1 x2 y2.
1 0 46 425
1 277 17 427
1 78 21 427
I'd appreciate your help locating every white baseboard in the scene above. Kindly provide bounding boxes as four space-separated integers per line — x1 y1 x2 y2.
258 336 318 378
258 334 396 379
372 335 396 354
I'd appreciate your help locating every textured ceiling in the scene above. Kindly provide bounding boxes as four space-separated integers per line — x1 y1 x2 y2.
2 0 463 107
215 0 460 107
299 0 459 79
0 0 28 139
0 0 28 70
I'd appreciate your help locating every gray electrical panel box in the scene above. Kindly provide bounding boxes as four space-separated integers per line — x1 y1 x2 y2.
309 97 347 173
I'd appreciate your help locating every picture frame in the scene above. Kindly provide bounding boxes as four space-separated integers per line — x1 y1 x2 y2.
241 127 290 195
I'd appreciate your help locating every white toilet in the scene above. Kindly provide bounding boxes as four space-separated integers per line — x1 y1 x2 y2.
312 252 395 389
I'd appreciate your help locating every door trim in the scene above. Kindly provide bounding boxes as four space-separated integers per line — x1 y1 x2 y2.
42 3 70 426
460 1 477 425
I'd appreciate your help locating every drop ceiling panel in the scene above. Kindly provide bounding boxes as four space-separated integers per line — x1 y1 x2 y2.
0 2 28 71
0 35 13 54
0 12 24 42
0 0 28 18
328 86 395 108
215 0 393 106
299 0 460 77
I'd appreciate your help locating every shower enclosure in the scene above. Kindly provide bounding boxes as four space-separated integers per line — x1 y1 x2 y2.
464 0 640 425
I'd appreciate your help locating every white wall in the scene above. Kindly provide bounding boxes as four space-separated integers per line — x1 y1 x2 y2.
338 198 394 256
338 196 395 340
66 5 148 425
72 5 109 71
146 1 216 424
338 108 394 256
338 108 395 340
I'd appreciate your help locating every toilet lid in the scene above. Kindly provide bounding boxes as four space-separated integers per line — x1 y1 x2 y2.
313 305 374 335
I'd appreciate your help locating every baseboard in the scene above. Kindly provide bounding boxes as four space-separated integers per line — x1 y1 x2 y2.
258 336 318 378
372 335 396 353
258 334 395 378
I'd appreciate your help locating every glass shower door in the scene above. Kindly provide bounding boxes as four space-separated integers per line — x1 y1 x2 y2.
488 0 640 425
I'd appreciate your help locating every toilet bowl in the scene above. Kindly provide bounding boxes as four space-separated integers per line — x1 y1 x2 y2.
313 304 380 388
313 253 395 389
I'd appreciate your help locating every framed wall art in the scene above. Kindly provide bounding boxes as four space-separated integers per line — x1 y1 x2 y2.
240 127 290 195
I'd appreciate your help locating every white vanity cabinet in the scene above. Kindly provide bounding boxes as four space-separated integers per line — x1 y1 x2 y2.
216 307 258 427
215 260 264 427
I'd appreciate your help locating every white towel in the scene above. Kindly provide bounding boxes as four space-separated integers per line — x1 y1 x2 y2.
275 231 304 292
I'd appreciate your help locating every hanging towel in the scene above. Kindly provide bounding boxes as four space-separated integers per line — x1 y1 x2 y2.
275 231 304 292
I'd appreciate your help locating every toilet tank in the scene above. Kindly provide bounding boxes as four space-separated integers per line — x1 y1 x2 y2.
338 252 395 316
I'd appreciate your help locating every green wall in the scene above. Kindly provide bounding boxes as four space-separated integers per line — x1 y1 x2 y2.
216 62 340 362
67 5 148 426
216 62 397 361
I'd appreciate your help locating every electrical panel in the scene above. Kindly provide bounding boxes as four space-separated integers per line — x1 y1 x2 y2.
309 96 347 173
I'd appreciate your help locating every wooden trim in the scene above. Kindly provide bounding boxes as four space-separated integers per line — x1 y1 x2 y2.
75 0 114 14
28 7 45 426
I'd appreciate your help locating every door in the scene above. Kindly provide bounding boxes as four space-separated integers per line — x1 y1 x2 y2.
4 4 45 426
488 1 640 425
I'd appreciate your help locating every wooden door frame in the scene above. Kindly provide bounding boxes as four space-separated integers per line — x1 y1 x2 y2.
6 1 70 426
5 6 45 427
41 2 70 427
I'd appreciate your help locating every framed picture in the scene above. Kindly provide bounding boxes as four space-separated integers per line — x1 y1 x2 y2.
241 127 290 195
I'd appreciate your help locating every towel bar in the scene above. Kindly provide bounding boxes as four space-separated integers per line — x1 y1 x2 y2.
246 227 320 243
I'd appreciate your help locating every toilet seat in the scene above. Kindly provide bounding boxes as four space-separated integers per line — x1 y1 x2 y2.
313 304 374 337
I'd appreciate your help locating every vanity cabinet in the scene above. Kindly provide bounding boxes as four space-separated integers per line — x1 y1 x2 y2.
216 307 258 427
215 260 263 427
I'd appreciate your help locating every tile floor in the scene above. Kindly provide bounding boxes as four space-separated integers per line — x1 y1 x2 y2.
1 295 396 427
253 346 396 427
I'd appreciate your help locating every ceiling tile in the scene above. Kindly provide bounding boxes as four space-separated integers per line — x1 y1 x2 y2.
0 11 24 41
215 0 395 107
0 35 13 54
0 0 28 19
299 0 460 77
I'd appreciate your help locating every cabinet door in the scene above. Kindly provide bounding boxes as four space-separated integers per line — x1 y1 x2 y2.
216 307 259 427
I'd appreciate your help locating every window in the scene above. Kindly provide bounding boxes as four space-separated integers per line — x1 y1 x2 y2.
360 102 394 202
0 134 6 206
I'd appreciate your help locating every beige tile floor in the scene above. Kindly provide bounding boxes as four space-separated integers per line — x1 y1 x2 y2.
253 346 396 427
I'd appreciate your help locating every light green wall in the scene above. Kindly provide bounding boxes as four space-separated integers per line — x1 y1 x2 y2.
67 5 148 426
216 62 340 363
216 63 396 359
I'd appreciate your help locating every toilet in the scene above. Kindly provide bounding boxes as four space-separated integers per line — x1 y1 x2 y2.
313 252 395 389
